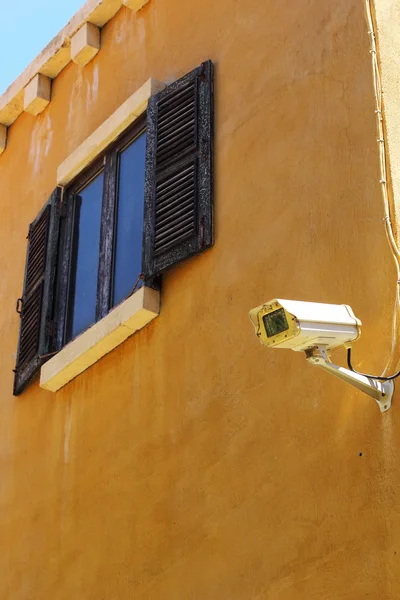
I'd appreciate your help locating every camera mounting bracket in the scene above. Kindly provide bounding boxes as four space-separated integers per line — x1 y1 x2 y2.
305 345 393 413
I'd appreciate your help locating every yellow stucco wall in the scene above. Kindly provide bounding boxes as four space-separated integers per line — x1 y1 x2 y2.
0 0 399 597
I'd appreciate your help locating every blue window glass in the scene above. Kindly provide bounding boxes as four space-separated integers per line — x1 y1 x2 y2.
112 132 146 307
69 171 104 340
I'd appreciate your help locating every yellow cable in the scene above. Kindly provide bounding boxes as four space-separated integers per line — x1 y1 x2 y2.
365 0 400 374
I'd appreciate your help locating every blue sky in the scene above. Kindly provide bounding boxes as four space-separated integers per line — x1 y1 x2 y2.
0 0 84 94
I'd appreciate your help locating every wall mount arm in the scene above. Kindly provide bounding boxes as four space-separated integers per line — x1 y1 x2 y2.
305 345 393 413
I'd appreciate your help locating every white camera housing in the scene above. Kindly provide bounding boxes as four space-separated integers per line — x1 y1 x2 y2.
248 298 361 352
248 298 394 412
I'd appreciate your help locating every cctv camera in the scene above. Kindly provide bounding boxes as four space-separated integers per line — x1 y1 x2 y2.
248 299 394 412
248 299 361 352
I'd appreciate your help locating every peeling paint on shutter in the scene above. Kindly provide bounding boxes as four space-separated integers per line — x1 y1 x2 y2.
142 60 214 278
14 187 62 395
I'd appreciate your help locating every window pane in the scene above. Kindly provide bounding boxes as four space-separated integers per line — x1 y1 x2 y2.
69 171 104 340
112 133 146 307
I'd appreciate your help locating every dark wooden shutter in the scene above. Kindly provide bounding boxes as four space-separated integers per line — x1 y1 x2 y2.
142 60 214 278
14 187 62 395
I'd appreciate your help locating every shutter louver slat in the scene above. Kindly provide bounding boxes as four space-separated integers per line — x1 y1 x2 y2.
156 80 197 172
18 208 49 370
157 124 195 153
157 184 195 210
157 102 196 136
143 60 214 278
157 82 196 115
157 207 195 233
14 188 62 395
154 159 197 255
25 207 50 291
156 163 195 194
18 285 43 367
157 210 195 238
157 192 195 217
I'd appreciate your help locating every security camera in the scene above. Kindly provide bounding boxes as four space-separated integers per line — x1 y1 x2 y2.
248 298 393 412
248 298 361 352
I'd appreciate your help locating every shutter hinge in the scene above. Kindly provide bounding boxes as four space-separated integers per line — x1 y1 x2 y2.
200 62 207 82
16 298 23 315
46 320 58 338
57 199 67 218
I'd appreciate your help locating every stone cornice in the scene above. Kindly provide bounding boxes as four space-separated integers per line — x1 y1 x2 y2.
0 0 150 154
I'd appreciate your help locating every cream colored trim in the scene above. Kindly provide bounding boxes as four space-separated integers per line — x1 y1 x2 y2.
24 74 51 116
0 125 6 155
71 23 101 67
0 0 134 128
40 286 160 392
57 77 165 186
123 0 150 11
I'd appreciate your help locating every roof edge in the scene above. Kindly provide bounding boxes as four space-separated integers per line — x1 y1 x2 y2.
0 0 124 128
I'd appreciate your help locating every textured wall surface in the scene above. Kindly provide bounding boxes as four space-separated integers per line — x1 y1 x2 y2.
0 0 398 598
373 0 400 228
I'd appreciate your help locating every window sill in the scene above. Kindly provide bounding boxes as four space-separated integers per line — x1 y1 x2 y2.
40 286 160 392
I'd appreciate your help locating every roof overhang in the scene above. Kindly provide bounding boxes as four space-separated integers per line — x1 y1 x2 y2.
0 0 146 133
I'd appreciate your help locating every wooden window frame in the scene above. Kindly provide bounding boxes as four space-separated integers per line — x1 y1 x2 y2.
56 113 147 350
15 61 214 396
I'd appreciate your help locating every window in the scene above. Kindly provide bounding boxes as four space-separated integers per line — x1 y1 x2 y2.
68 169 104 340
113 132 147 307
14 60 214 395
63 119 147 344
